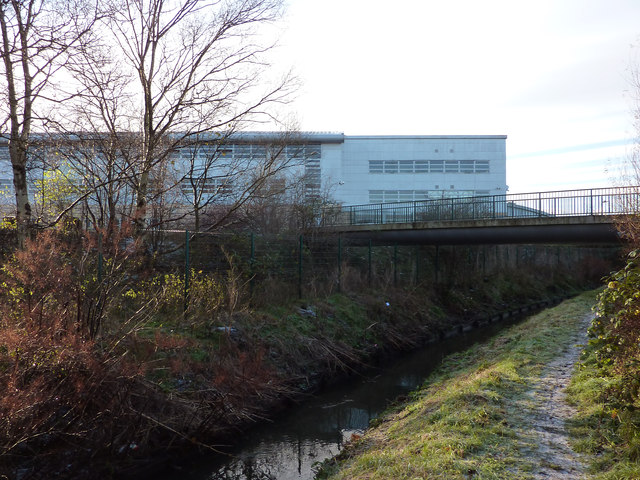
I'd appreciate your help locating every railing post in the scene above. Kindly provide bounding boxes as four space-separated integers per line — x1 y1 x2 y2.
250 232 255 298
184 230 190 314
451 197 455 220
298 234 303 299
482 246 487 276
538 192 542 217
590 189 593 216
393 243 398 287
97 232 103 284
368 238 372 287
337 236 342 292
492 195 496 219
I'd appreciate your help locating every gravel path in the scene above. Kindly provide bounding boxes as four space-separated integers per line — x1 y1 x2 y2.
519 314 592 479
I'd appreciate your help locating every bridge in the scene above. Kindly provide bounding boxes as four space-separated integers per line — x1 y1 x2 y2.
321 186 639 245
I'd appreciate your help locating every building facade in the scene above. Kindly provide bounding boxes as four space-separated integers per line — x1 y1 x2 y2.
318 134 507 205
0 132 507 221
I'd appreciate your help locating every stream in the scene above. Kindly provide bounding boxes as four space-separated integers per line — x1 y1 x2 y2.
155 314 526 480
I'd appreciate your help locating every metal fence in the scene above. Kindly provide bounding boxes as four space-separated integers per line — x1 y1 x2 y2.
145 230 621 310
322 186 640 226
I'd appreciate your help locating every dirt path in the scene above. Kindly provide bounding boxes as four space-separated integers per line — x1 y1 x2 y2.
518 314 592 479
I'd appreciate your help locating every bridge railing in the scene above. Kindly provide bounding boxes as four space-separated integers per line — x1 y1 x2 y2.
322 186 640 226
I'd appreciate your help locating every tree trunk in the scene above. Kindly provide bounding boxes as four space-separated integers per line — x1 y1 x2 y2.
10 142 31 247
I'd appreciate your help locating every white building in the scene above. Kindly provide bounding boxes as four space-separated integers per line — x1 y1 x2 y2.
317 134 507 205
0 132 507 220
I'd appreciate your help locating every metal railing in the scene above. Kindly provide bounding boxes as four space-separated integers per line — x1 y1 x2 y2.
321 186 640 226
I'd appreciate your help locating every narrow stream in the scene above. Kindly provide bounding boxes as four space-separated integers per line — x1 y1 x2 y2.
156 316 522 480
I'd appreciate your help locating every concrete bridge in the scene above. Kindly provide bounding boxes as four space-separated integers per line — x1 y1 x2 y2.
321 187 638 246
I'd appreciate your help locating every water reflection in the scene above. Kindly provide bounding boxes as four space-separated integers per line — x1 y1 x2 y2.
156 319 514 480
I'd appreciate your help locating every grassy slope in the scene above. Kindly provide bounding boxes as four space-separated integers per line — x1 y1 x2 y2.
318 291 598 480
566 330 640 478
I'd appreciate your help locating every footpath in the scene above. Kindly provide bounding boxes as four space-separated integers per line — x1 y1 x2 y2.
318 291 596 480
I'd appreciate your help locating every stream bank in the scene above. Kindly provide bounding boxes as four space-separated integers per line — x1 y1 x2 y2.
149 297 562 480
1 273 603 480
315 291 598 480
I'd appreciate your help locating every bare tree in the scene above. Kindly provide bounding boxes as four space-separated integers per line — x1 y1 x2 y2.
89 0 294 234
617 48 640 246
174 131 306 233
0 0 98 246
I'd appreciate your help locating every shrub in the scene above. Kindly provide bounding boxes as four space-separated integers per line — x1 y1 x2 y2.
590 249 640 407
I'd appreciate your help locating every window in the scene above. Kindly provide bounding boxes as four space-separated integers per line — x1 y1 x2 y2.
415 160 428 173
367 189 485 204
305 144 322 159
383 190 399 202
234 145 251 158
460 160 475 173
399 160 413 173
430 160 444 173
369 190 383 203
445 160 459 173
475 160 490 173
181 177 233 197
369 160 383 173
367 159 490 174
383 161 399 174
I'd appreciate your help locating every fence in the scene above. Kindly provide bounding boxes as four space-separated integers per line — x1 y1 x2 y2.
323 186 640 226
146 230 620 312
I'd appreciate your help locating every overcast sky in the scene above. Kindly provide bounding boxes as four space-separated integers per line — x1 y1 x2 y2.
273 0 640 193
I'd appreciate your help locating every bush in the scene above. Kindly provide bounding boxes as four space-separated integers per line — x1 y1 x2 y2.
590 249 640 407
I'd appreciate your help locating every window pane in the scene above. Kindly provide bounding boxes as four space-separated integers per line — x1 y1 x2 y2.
475 161 490 173
369 161 383 173
306 144 322 158
384 161 399 174
430 160 444 173
415 161 428 173
383 190 399 202
369 190 383 203
445 160 459 173
460 160 474 173
399 160 413 173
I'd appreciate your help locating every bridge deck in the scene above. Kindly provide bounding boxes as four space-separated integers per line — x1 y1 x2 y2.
324 214 622 246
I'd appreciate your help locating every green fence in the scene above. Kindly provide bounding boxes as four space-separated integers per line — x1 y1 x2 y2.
146 230 620 312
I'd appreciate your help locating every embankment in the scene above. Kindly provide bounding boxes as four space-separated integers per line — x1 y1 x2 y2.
316 291 598 479
0 263 610 479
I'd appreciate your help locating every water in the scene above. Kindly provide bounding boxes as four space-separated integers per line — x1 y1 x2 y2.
156 317 519 480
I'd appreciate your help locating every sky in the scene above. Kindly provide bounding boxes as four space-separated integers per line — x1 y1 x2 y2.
271 0 640 194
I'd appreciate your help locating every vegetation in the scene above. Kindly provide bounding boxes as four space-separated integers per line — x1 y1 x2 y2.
316 292 598 480
0 226 611 478
566 249 640 478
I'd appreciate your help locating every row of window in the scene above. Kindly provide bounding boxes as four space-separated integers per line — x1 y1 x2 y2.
176 143 322 162
369 190 491 204
180 178 233 196
369 159 490 174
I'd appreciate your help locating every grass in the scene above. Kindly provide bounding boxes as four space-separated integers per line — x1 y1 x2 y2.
317 290 599 480
566 331 640 479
